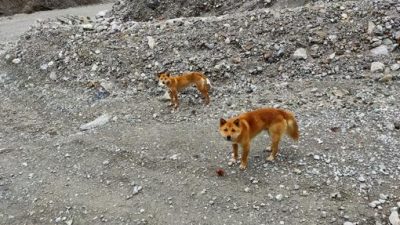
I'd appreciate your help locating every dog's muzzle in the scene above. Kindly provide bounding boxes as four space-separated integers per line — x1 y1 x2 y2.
226 136 232 141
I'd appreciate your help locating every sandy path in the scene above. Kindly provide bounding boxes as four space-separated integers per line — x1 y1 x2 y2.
0 3 113 43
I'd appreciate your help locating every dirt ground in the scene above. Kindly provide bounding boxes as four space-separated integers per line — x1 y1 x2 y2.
0 3 113 44
1 75 399 225
0 0 114 16
1 0 400 225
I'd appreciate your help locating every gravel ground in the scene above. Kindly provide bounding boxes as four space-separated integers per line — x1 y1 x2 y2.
0 0 400 224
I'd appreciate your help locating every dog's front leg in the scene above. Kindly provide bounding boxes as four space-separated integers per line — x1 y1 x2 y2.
170 89 179 109
228 143 239 166
240 143 250 170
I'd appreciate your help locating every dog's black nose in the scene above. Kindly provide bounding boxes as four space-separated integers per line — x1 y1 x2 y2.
227 136 231 141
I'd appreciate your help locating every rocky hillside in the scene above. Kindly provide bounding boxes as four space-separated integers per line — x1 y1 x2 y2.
2 0 399 91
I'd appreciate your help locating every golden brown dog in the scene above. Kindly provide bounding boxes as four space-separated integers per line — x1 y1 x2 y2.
158 71 211 109
219 108 299 169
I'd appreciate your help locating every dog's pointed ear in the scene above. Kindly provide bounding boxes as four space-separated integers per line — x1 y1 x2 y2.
157 70 167 77
233 119 240 127
166 72 170 77
220 118 227 126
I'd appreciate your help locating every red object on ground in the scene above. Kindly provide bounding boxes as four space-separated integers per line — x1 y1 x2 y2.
216 168 225 176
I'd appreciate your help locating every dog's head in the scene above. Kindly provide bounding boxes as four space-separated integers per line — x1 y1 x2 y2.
157 72 171 87
219 118 242 142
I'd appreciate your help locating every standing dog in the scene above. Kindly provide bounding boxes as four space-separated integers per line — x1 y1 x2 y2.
158 71 211 109
219 108 299 169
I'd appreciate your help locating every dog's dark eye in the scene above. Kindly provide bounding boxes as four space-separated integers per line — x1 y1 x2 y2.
231 129 236 132
224 128 228 132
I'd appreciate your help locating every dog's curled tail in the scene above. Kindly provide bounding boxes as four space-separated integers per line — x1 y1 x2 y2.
285 111 299 141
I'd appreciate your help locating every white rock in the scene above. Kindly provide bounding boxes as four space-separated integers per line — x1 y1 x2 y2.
380 193 388 200
343 222 354 225
147 36 156 49
91 63 98 72
328 35 338 43
293 168 302 174
49 71 57 80
275 194 283 201
169 154 179 160
81 24 94 30
96 25 107 32
371 62 385 73
96 10 108 18
133 185 142 195
394 31 400 40
160 91 171 101
370 45 389 56
389 209 400 225
369 200 381 208
79 114 111 131
244 187 251 193
391 64 400 71
293 48 308 60
40 64 48 70
12 58 21 64
328 53 336 60
368 21 376 35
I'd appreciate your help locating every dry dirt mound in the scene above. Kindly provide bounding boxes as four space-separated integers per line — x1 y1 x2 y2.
0 0 103 16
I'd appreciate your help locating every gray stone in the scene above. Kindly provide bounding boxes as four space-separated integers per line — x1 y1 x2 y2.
389 209 400 225
49 71 57 80
394 31 400 41
275 194 283 201
80 114 111 131
147 36 156 49
293 48 308 60
368 200 381 208
370 45 389 56
96 10 109 18
390 64 400 71
367 21 376 35
81 24 94 30
12 58 21 64
370 62 385 73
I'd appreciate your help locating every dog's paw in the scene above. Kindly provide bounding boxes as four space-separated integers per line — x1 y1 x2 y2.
239 163 247 170
266 155 275 161
228 158 237 166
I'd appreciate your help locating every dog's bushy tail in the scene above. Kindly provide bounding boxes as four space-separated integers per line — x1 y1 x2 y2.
284 111 299 140
202 75 211 90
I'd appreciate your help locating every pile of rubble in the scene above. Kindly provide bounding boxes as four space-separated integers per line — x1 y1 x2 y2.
2 0 399 95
